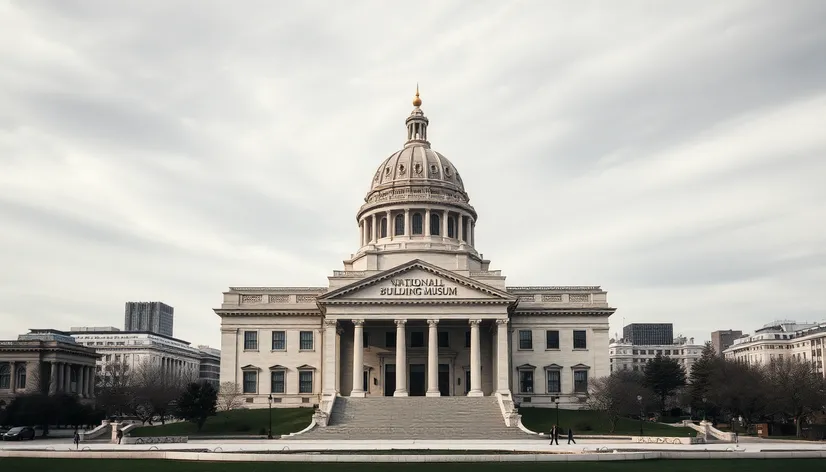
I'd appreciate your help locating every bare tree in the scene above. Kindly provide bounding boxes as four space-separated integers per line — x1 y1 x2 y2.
217 382 245 412
764 357 825 437
96 361 132 417
128 359 191 425
588 371 653 433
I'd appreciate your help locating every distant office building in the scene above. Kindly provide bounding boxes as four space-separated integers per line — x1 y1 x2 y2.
609 337 703 375
723 320 826 376
711 329 743 355
197 345 221 388
623 323 673 346
124 302 174 337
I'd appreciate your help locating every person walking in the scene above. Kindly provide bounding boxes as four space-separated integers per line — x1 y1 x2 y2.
73 431 80 450
116 428 123 444
567 427 576 445
549 424 559 445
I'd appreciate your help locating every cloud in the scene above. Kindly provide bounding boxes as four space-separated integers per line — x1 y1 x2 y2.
1 0 825 349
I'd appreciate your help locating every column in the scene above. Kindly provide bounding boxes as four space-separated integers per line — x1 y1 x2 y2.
56 362 64 393
442 210 449 238
371 214 377 242
394 319 408 396
404 209 410 236
459 214 466 242
78 366 85 398
496 319 510 393
425 209 431 236
386 210 392 240
426 319 440 397
10 361 17 393
64 363 71 393
468 319 483 397
49 362 58 394
351 320 365 397
87 366 95 398
322 320 339 394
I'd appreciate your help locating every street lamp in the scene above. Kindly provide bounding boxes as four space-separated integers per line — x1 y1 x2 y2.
551 396 559 428
702 396 707 422
637 395 644 436
267 394 273 439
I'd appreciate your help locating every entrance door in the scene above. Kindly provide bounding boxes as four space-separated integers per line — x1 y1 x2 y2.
438 364 450 396
384 364 395 396
409 364 426 396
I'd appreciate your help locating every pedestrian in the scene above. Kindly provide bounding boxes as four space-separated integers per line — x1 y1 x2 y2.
116 429 123 444
549 424 559 445
567 427 576 445
73 431 80 450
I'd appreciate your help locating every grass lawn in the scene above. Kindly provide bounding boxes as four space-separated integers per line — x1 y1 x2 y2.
129 408 313 437
1 459 824 472
519 408 694 437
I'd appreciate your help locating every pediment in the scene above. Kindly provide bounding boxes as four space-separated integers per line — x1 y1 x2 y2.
319 260 515 303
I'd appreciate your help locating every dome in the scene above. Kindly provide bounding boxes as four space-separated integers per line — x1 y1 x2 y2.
369 144 465 194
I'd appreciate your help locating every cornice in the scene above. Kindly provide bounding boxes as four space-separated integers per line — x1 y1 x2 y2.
507 286 604 292
321 299 514 306
228 287 327 293
513 308 617 316
214 309 321 317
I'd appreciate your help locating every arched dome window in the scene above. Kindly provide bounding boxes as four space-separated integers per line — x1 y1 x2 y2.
0 364 9 389
430 214 440 236
380 217 388 238
15 366 26 389
394 214 405 236
412 213 423 235
447 216 456 238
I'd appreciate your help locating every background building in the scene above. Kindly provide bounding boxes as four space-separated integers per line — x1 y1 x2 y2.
197 345 221 388
0 329 99 404
69 328 200 382
124 301 174 337
711 329 743 355
609 336 703 375
623 323 673 346
724 320 826 376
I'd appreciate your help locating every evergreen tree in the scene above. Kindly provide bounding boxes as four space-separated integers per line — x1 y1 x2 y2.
175 382 218 431
643 354 686 413
688 342 718 412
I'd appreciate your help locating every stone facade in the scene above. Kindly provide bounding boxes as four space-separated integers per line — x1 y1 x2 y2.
724 320 826 376
0 329 99 404
215 92 616 410
609 338 703 375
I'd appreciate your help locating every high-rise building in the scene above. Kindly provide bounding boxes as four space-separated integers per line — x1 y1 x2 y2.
124 302 174 337
710 329 743 355
623 323 673 346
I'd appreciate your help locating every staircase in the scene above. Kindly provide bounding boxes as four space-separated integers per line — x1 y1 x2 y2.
291 396 534 440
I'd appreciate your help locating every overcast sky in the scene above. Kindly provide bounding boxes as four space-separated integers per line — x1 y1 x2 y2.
1 1 825 348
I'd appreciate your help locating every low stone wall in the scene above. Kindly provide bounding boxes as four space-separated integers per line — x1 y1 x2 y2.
1 450 826 462
122 436 188 445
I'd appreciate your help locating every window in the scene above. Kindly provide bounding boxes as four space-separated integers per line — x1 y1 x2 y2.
546 330 559 349
519 370 534 393
243 371 257 394
546 370 561 393
380 217 388 238
573 330 587 349
394 214 405 236
244 331 258 350
430 214 440 235
438 331 449 348
465 331 471 348
271 371 285 393
411 331 424 348
412 213 423 234
574 370 588 393
299 331 314 350
386 332 396 348
519 330 533 350
0 365 9 389
272 331 286 350
299 371 313 393
447 216 455 238
14 366 26 389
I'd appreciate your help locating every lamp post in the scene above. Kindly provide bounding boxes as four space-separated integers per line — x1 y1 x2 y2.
637 395 644 436
267 394 273 439
702 396 707 422
552 396 559 427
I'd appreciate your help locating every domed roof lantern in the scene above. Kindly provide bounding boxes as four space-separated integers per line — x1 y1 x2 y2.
405 84 429 148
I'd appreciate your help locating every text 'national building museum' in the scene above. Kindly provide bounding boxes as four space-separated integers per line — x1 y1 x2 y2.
215 91 616 427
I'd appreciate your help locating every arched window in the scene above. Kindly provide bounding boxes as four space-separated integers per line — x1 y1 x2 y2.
412 213 423 235
447 215 456 238
394 214 405 236
0 365 9 389
380 217 388 238
15 366 26 390
430 214 440 236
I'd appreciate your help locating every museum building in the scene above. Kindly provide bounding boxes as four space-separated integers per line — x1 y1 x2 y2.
216 91 616 414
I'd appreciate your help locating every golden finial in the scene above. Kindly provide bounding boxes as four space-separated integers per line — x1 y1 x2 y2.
412 83 422 107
